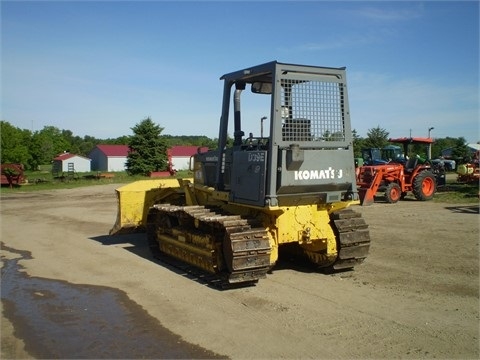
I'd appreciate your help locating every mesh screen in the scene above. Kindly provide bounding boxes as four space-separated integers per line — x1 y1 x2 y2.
281 79 346 142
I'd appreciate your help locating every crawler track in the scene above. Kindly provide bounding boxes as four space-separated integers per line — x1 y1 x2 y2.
298 209 370 270
330 209 371 270
146 206 369 287
146 204 272 288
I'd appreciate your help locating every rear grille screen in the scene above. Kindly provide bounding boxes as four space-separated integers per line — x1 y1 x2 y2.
281 79 346 142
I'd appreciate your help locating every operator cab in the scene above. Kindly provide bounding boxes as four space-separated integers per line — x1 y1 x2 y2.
196 61 358 207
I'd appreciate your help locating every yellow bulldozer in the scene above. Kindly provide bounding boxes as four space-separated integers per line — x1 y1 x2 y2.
110 61 370 287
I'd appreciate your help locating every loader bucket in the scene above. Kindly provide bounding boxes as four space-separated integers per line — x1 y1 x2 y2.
109 178 192 235
358 188 375 206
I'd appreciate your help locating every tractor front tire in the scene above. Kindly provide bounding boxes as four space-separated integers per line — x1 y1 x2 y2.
385 182 401 203
413 170 436 201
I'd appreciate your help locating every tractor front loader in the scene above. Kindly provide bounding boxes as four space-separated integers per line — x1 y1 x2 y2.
356 137 437 206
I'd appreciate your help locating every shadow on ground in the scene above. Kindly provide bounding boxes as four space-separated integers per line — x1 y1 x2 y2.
444 205 479 214
90 231 352 290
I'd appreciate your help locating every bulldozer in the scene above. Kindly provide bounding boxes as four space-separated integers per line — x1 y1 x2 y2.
110 61 370 286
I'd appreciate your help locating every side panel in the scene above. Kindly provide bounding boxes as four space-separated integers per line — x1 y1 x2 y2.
194 150 232 189
230 150 267 207
193 151 219 187
276 148 357 205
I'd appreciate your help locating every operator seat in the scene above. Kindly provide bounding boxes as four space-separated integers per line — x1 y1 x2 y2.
404 157 418 173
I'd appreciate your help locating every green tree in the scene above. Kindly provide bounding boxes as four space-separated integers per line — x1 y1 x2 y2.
430 137 469 160
126 117 168 175
80 135 100 156
450 137 470 160
351 129 366 158
111 135 131 145
0 121 32 166
29 126 70 169
363 126 390 149
61 129 85 155
431 138 450 159
162 135 217 149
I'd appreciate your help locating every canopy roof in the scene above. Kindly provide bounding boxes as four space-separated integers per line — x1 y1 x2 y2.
389 137 434 144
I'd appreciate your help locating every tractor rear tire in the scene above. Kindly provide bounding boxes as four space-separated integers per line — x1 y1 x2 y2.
413 170 436 201
385 183 401 203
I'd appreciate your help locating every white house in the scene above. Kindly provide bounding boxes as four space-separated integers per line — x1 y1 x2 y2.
52 153 91 173
89 145 129 172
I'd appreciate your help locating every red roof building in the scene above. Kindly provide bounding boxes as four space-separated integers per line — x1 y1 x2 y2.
170 146 209 170
88 144 210 172
88 145 129 172
95 145 130 157
52 152 91 173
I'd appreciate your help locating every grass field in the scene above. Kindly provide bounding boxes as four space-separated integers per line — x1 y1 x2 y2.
1 169 478 204
433 173 479 203
0 169 192 193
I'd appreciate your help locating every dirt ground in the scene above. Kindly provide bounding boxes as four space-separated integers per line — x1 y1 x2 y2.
1 183 479 359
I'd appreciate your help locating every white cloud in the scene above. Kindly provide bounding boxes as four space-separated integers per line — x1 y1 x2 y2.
354 3 424 22
296 31 388 51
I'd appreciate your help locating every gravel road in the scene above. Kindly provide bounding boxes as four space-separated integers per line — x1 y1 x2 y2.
1 184 478 359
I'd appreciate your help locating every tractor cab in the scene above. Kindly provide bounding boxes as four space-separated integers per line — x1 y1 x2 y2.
361 148 387 166
388 137 433 162
361 145 404 166
388 137 443 179
382 145 404 164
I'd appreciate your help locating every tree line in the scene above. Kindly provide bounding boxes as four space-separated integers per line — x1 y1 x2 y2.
1 118 474 173
1 119 217 171
352 127 473 162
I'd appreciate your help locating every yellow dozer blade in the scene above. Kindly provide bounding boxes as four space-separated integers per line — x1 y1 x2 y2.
109 178 192 235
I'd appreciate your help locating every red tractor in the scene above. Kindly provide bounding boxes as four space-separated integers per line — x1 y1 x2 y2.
356 137 437 206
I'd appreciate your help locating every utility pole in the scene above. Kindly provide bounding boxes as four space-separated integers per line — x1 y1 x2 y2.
428 127 434 160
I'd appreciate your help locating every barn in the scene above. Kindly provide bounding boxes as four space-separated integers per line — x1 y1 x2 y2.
52 153 91 173
88 144 210 172
171 146 209 170
89 145 129 172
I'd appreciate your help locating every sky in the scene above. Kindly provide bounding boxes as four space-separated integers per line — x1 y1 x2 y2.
1 0 479 144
